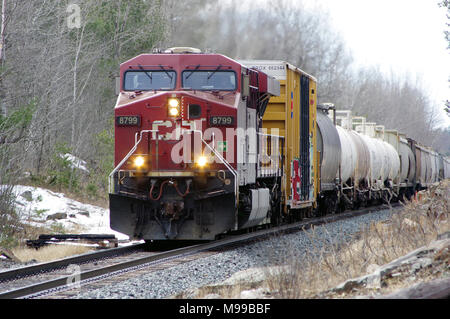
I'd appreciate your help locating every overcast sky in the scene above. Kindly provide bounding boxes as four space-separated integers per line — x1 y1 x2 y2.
302 0 450 128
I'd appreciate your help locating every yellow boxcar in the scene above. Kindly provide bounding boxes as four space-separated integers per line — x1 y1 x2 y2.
239 60 318 214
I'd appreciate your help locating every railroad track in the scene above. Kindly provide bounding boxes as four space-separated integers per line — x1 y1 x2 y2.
0 203 400 299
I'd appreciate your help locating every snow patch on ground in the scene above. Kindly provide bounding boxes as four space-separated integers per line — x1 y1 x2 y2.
60 153 89 173
10 185 129 241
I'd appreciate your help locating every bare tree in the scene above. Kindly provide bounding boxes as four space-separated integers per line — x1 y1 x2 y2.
0 0 5 66
0 0 166 191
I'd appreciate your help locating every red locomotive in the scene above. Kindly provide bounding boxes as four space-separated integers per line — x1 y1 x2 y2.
109 47 282 241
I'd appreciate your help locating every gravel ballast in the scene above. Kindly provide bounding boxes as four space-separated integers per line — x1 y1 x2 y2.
72 208 396 299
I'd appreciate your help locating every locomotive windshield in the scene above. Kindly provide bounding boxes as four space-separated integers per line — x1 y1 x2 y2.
182 70 236 91
124 70 176 91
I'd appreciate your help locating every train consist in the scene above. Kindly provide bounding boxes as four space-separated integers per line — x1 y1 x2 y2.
109 48 450 242
314 105 450 215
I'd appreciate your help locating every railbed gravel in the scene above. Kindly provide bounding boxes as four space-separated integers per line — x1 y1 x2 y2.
0 260 22 272
71 208 395 299
0 259 38 272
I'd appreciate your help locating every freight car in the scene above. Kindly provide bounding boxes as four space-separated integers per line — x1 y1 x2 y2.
239 60 320 219
109 48 449 242
312 105 449 213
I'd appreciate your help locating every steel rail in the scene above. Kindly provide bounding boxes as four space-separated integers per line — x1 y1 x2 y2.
0 203 399 299
0 243 145 283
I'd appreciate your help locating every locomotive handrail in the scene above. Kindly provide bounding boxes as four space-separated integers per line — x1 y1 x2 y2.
110 128 239 210
108 129 159 193
201 132 239 230
257 132 285 177
186 129 239 210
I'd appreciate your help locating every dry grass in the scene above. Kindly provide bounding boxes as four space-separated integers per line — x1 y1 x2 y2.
3 222 95 264
2 208 95 264
12 244 93 263
264 180 449 298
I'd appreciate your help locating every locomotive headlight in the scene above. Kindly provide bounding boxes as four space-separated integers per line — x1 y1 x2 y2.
197 156 208 168
169 107 180 117
168 98 180 108
134 156 145 168
168 98 180 117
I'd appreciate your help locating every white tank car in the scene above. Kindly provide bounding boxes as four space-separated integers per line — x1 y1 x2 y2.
316 110 341 190
335 126 357 184
373 138 390 183
348 130 370 186
380 130 401 184
359 134 384 188
382 141 400 182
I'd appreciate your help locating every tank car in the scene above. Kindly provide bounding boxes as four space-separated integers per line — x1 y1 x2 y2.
315 105 341 214
315 107 410 210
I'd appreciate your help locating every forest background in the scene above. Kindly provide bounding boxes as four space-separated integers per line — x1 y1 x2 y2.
0 0 449 206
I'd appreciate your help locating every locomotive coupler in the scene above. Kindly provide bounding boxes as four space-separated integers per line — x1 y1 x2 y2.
154 179 192 239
